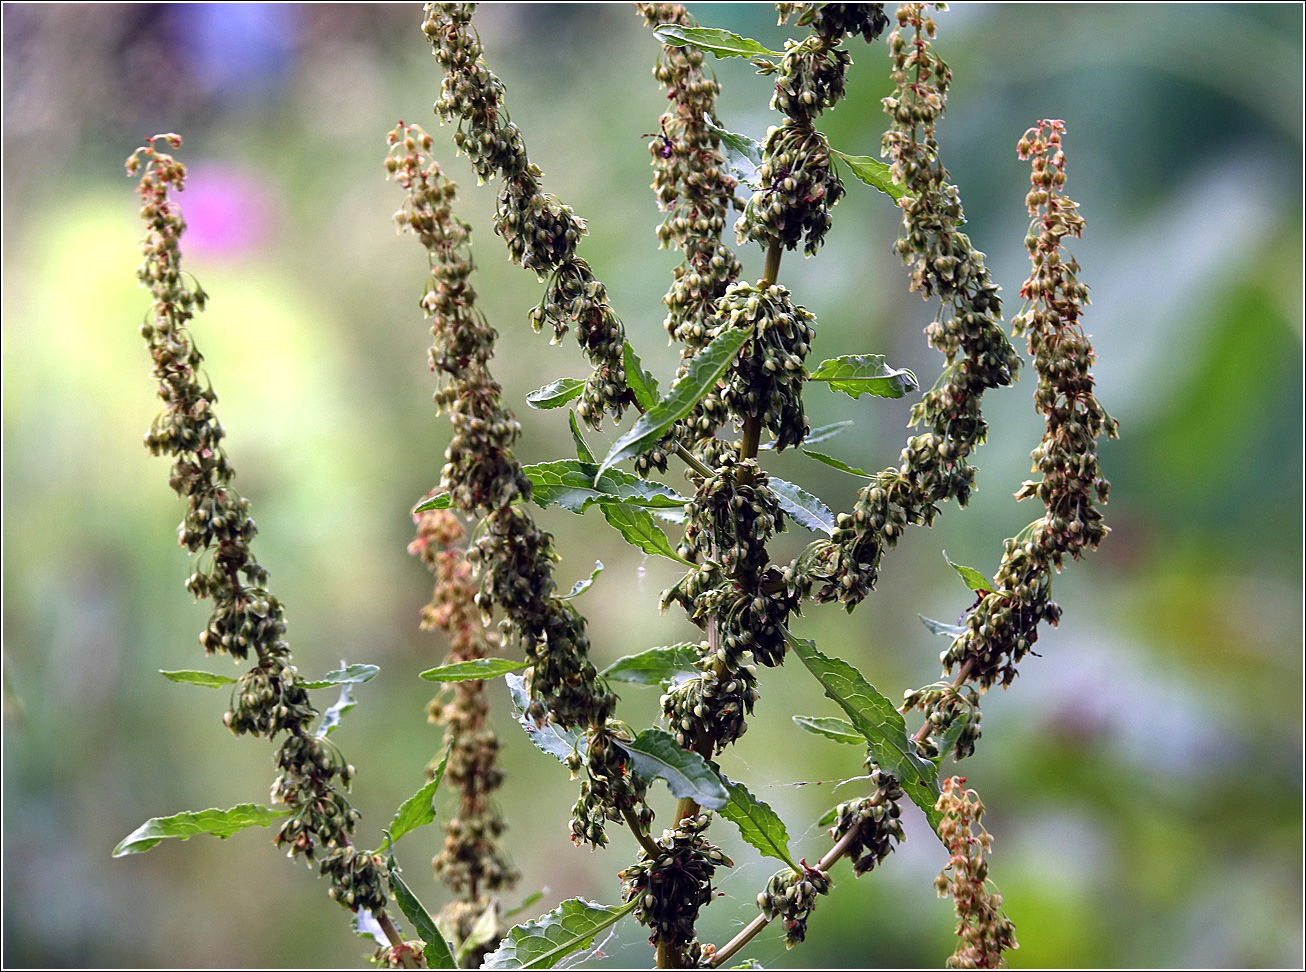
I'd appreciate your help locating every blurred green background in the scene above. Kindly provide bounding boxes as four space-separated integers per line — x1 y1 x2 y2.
3 3 1301 968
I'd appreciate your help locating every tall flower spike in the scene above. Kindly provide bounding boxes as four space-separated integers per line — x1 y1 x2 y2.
128 135 387 916
410 506 517 962
807 3 1021 610
927 121 1117 708
389 123 649 849
934 777 1018 968
422 2 630 429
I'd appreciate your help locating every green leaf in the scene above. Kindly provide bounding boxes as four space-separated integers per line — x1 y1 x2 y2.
807 354 918 400
786 633 943 833
505 891 546 920
623 341 660 411
792 715 862 745
420 658 529 682
614 728 728 809
816 805 839 829
523 460 688 514
387 748 449 845
113 804 290 857
568 410 596 463
763 421 854 450
701 115 762 188
506 673 589 766
159 669 237 688
526 377 585 409
653 24 782 58
943 552 994 592
316 681 357 737
389 859 458 969
596 325 754 478
563 561 603 599
830 149 906 200
482 897 639 970
456 901 503 965
769 477 834 535
414 492 453 513
920 615 966 638
935 713 972 765
600 643 701 686
801 449 874 478
300 663 380 690
599 503 693 565
719 777 797 870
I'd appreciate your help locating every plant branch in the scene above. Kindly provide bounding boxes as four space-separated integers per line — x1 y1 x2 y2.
377 908 408 950
912 658 974 745
625 806 662 859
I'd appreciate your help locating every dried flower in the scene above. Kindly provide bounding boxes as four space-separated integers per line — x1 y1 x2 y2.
935 777 1017 968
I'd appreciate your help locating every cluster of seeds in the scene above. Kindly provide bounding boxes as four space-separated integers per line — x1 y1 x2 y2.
390 123 647 849
738 5 885 255
902 680 982 760
778 2 889 43
809 2 1021 609
569 727 653 848
423 2 630 428
620 814 731 949
128 135 384 913
409 507 517 950
717 281 815 451
758 862 831 948
934 777 1018 968
827 768 906 875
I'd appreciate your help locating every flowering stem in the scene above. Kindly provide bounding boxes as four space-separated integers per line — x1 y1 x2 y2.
625 806 662 859
711 827 863 967
913 658 974 745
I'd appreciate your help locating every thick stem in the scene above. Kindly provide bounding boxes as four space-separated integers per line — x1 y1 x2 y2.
377 909 408 950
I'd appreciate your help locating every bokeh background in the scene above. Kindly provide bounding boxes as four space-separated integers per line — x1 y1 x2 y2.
3 3 1302 968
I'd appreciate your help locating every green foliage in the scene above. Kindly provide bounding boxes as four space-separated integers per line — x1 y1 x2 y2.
386 748 448 846
830 149 906 200
113 804 291 857
481 898 640 970
562 560 604 599
420 659 529 682
506 673 589 766
806 355 918 400
600 644 701 686
300 664 381 690
158 669 237 688
718 777 798 871
770 477 835 534
651 24 781 59
792 715 862 745
614 728 728 809
599 502 693 564
944 551 995 593
388 857 458 969
526 377 585 409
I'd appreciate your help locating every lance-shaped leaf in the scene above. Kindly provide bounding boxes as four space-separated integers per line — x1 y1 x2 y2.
569 411 596 463
830 149 906 200
600 503 693 565
614 728 727 809
481 897 640 970
623 341 660 411
802 449 873 478
702 115 762 188
420 658 529 682
787 633 943 833
761 420 855 450
113 804 291 857
563 561 603 599
524 461 688 514
414 492 453 513
159 669 237 688
317 680 359 738
387 748 449 845
600 644 700 686
943 551 995 593
807 354 918 400
653 24 782 58
526 377 585 409
792 715 862 745
719 777 798 871
389 858 457 969
505 891 547 920
300 663 380 690
920 615 967 638
769 477 834 535
596 324 753 478
506 673 589 766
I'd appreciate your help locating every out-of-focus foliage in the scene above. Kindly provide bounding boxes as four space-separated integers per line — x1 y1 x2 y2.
2 4 1300 968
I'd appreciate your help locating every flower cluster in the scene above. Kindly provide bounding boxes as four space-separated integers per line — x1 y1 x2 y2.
569 727 653 848
758 862 830 948
934 778 1018 968
811 3 1021 609
409 507 517 931
931 122 1115 721
423 2 630 428
620 814 731 951
128 135 384 913
390 123 646 849
828 767 906 876
738 4 885 255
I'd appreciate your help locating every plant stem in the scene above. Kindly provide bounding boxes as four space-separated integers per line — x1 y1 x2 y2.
710 826 863 967
673 442 717 480
912 658 974 745
624 806 662 859
377 909 408 950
